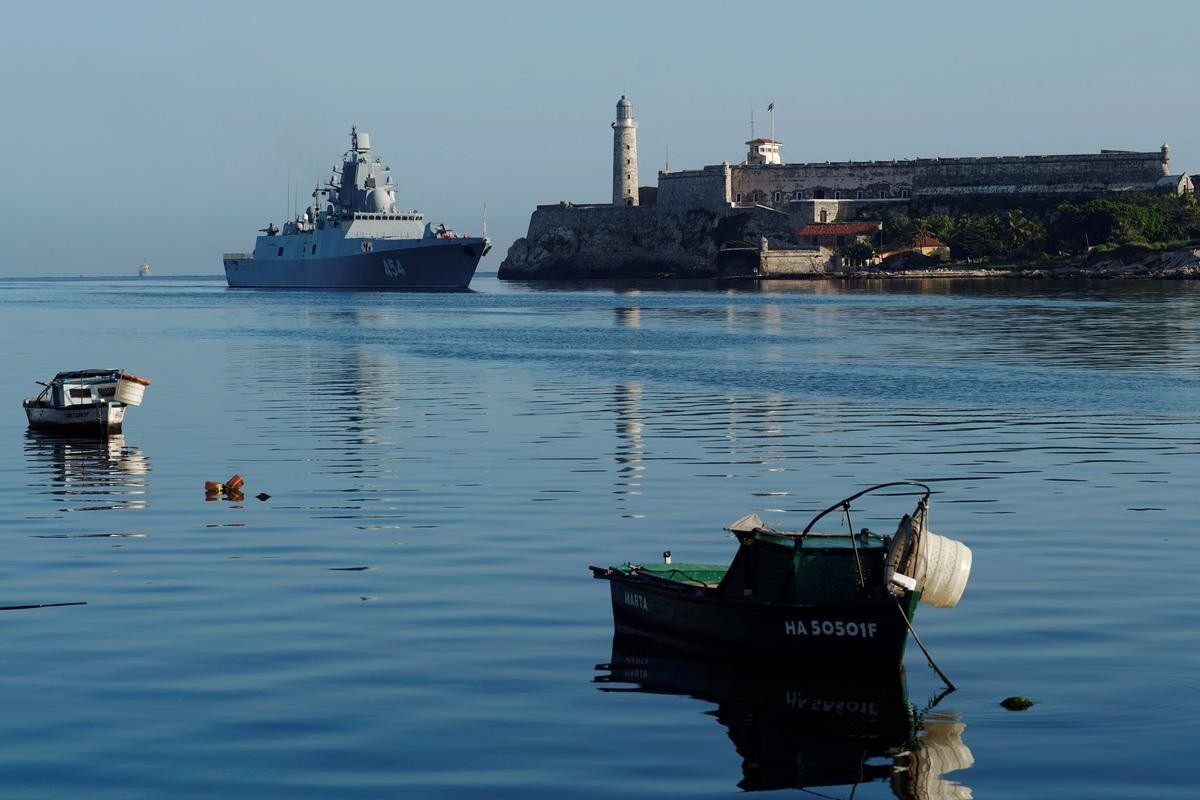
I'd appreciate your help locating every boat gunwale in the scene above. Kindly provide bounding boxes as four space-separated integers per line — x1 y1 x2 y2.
596 565 913 613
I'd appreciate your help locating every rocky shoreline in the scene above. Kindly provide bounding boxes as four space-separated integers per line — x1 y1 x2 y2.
499 202 1200 281
845 247 1200 280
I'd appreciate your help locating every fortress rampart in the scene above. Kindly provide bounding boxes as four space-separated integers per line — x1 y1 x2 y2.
671 148 1172 212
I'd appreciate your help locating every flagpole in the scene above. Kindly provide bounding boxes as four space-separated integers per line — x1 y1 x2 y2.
769 102 775 142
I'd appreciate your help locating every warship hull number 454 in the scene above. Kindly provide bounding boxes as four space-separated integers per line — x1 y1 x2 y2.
224 128 489 290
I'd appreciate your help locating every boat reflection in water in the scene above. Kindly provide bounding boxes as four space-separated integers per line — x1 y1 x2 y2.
24 432 150 512
595 634 973 797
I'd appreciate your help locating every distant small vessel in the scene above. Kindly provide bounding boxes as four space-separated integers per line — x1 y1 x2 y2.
590 482 972 670
223 127 490 290
23 369 151 434
138 259 151 277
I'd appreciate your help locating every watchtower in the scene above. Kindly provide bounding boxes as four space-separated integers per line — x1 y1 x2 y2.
612 96 639 206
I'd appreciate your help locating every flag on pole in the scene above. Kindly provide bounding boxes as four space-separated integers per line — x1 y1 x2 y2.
767 102 774 112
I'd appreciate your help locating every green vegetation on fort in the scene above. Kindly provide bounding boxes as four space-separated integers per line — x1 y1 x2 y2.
883 193 1200 263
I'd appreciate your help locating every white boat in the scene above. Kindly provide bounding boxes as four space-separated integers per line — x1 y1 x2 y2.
23 369 151 434
139 260 151 277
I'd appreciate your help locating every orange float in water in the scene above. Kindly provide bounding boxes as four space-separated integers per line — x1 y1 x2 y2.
226 474 245 491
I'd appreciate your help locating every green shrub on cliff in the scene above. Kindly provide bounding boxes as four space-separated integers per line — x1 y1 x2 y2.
1049 194 1200 253
890 194 1199 262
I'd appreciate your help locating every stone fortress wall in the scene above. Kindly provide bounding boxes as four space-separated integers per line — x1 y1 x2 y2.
661 146 1172 214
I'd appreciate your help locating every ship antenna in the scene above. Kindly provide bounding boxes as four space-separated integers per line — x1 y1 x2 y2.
482 203 488 239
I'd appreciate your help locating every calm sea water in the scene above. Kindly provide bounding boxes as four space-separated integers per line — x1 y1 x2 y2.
1 274 1197 799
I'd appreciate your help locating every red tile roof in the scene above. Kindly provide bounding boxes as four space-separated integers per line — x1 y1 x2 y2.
799 222 882 236
915 234 949 248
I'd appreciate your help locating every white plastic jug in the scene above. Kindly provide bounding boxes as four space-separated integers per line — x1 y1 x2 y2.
912 530 972 608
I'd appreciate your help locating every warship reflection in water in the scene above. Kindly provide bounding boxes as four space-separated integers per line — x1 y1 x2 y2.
596 635 973 797
223 127 489 290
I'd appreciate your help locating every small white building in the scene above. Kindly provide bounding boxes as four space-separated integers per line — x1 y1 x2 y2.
746 138 782 166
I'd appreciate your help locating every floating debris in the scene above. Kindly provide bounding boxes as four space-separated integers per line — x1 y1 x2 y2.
79 532 147 539
256 493 271 501
1000 696 1035 711
328 566 372 572
32 532 146 539
205 474 249 502
0 601 86 612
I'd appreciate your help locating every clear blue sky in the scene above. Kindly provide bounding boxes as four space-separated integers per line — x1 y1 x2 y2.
1 0 1196 276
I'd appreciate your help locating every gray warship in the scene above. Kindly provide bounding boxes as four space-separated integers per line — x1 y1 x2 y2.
224 128 489 289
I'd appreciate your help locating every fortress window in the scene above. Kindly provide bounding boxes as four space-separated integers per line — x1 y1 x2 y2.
879 191 886 198
735 192 742 202
834 190 843 199
901 189 911 198
856 189 865 199
820 210 828 222
773 191 781 203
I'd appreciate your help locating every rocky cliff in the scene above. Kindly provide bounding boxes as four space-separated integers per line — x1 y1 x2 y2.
1047 247 1200 279
497 204 807 279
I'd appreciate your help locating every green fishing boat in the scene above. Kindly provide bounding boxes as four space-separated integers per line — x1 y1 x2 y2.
590 482 972 670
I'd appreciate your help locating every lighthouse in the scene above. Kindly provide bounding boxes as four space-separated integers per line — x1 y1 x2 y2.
612 95 639 206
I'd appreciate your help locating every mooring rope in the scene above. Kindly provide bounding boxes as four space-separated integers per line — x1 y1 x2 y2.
895 597 956 691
